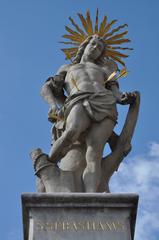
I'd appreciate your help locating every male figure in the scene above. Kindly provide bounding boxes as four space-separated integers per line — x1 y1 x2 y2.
41 35 135 192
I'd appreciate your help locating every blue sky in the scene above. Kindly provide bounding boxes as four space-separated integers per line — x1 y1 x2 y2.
0 0 159 239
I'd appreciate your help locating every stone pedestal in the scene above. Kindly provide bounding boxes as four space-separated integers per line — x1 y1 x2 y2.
22 193 138 240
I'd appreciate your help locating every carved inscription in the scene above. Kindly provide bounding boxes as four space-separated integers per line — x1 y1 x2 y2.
35 220 126 232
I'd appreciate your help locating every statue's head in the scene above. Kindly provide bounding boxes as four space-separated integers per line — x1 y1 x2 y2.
74 35 106 63
61 10 132 68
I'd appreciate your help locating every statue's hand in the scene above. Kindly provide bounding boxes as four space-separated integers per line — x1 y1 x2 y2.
45 75 63 87
53 75 62 83
48 106 64 123
46 76 54 83
48 106 58 123
118 92 137 105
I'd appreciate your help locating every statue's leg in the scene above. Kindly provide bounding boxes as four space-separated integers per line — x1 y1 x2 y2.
49 102 90 162
83 118 115 192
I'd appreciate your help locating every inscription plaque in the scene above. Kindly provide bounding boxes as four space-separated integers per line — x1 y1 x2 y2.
22 193 138 240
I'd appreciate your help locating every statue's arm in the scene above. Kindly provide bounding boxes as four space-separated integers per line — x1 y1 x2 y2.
40 64 69 110
103 59 123 102
106 80 122 102
103 59 136 105
41 78 58 111
106 80 137 105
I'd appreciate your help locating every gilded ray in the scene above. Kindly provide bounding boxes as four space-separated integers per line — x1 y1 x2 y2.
65 26 85 41
64 49 78 56
99 16 107 36
78 13 88 34
62 34 83 43
95 8 99 33
103 20 117 38
106 31 128 42
107 54 126 66
104 24 128 39
106 38 130 45
108 46 133 50
62 50 72 61
106 49 129 58
64 53 76 60
62 48 78 58
86 10 93 34
62 47 78 52
69 17 86 36
59 41 80 46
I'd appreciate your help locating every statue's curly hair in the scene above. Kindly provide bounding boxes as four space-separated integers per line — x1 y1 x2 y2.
73 35 106 65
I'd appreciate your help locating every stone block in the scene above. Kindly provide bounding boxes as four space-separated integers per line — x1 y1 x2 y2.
22 193 138 240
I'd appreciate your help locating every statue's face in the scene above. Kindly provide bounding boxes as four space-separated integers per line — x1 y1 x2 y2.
83 35 104 60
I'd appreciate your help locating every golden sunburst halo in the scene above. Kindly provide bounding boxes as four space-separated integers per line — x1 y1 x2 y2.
60 9 133 67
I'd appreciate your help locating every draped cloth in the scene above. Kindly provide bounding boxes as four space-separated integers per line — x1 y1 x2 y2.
53 90 118 141
64 90 118 123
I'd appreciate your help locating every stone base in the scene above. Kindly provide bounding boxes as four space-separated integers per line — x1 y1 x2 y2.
21 193 138 240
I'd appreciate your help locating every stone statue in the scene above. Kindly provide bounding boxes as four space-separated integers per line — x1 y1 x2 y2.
30 10 140 193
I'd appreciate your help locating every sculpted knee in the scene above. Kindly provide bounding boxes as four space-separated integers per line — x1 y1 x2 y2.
87 145 103 159
86 161 97 173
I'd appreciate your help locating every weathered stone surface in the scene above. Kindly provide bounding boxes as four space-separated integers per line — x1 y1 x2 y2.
22 193 138 240
33 33 140 193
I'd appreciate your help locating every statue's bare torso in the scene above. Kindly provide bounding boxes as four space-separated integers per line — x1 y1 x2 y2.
65 62 108 95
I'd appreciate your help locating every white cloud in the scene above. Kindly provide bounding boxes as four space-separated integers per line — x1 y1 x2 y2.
110 142 159 240
149 142 159 157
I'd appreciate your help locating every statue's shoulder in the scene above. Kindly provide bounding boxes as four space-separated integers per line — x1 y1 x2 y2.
56 64 72 74
102 58 118 75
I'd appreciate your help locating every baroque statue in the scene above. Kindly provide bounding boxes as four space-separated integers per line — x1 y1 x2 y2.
30 10 140 193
